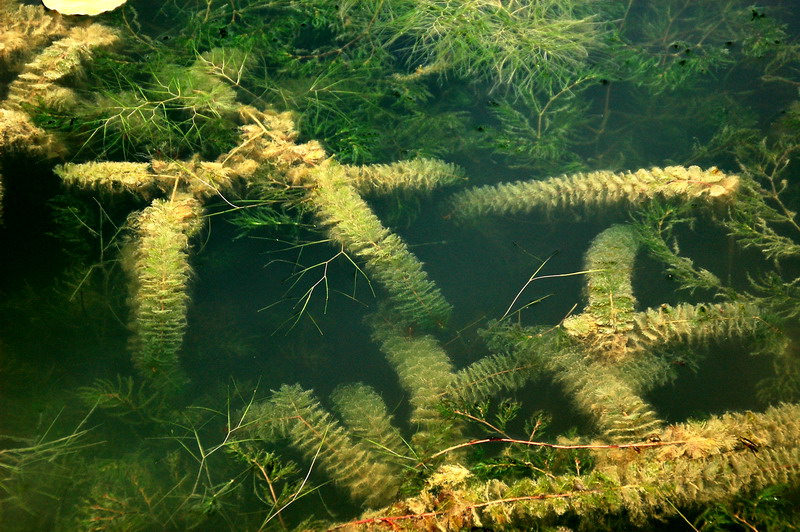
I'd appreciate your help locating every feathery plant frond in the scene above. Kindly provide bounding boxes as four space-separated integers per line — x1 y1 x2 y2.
121 195 205 392
486 323 663 443
755 350 800 405
628 301 786 357
226 199 307 236
368 313 462 455
726 133 800 262
504 403 800 527
633 202 726 296
612 0 798 95
564 225 639 344
73 48 242 160
443 350 541 408
309 162 452 329
3 23 118 159
265 241 373 334
1 408 99 525
343 0 601 94
225 442 313 529
57 161 157 195
563 356 664 443
5 24 119 112
0 409 96 477
330 383 409 466
46 194 129 324
71 451 195 530
549 224 642 362
76 375 168 424
725 182 800 262
248 384 401 507
746 272 800 320
607 402 800 518
447 165 740 222
710 105 800 327
483 80 592 173
0 2 67 65
694 484 800 532
344 158 464 196
355 402 800 528
343 157 464 228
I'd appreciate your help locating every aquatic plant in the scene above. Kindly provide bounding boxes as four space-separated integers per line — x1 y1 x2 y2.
56 103 460 352
76 48 243 160
309 162 455 329
339 0 600 95
244 194 792 520
367 314 463 453
446 165 740 222
0 408 98 530
0 2 66 66
0 2 65 154
339 402 800 529
1 21 118 163
460 218 780 445
120 194 204 393
249 383 403 508
0 4 116 222
5 23 118 112
440 164 787 446
1 0 800 529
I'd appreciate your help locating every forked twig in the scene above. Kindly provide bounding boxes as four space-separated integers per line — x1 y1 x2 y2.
259 426 329 531
499 250 599 321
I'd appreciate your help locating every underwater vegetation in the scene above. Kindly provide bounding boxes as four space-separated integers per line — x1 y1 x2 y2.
2 0 800 530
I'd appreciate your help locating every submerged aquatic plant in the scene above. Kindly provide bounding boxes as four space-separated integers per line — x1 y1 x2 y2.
121 194 204 392
340 0 601 94
1 0 800 530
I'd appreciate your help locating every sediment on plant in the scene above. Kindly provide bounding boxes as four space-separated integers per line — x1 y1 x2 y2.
344 158 464 195
342 402 800 529
447 166 739 222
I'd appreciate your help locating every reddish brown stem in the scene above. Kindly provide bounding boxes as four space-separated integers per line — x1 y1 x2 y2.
424 437 688 463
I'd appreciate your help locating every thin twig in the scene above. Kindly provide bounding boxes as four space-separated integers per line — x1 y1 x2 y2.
424 437 688 463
